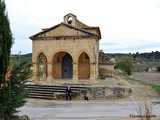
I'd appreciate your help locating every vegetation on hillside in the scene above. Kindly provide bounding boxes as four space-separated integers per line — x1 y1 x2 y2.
107 51 160 61
11 53 32 59
157 66 160 72
108 51 160 72
115 55 133 75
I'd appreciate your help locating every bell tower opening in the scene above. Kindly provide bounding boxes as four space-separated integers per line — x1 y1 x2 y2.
64 13 76 27
68 16 72 24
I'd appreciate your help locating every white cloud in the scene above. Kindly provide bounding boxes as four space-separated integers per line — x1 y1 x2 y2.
5 0 160 54
11 39 32 54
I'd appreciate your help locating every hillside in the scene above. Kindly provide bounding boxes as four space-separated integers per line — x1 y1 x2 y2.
12 51 160 60
107 51 160 61
11 53 32 59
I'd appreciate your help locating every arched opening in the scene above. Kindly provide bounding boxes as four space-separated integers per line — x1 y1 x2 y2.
52 52 73 78
62 54 73 78
68 16 72 24
37 53 47 80
78 52 90 79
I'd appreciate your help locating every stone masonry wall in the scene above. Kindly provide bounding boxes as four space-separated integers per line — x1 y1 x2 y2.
55 86 132 100
99 64 114 76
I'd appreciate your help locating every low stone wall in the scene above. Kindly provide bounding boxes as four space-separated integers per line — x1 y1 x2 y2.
99 64 114 77
77 86 132 100
55 86 132 100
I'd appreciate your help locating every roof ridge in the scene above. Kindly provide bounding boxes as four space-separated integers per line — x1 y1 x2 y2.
29 22 98 40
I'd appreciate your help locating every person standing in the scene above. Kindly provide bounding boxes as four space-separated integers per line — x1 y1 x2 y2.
66 86 72 100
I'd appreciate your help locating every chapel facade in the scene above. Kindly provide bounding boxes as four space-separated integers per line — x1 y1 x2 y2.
30 13 114 84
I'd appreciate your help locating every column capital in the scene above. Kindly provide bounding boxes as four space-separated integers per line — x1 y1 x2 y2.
33 62 39 64
72 62 78 64
46 62 53 64
90 62 96 65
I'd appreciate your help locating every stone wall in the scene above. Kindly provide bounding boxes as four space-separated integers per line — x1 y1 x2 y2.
86 86 132 100
78 62 90 79
99 64 115 76
55 86 132 100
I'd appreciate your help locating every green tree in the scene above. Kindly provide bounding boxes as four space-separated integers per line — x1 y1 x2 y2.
157 66 160 72
0 0 14 119
4 58 32 119
115 55 133 75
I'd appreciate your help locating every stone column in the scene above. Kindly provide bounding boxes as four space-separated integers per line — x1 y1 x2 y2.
43 60 47 78
46 62 53 83
72 62 78 83
32 62 39 81
89 62 96 84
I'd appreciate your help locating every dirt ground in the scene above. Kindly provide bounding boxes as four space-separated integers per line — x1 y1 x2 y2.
132 72 160 85
115 73 160 101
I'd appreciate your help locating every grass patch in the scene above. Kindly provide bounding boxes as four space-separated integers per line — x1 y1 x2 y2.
116 72 160 95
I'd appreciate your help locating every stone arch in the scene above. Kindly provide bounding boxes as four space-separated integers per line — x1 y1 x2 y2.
36 52 48 80
67 16 73 24
52 50 73 78
78 51 90 79
51 49 75 62
34 51 49 62
76 50 93 63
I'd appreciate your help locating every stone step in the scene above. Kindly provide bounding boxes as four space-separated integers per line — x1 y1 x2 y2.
25 84 89 99
27 88 87 93
26 88 66 93
26 85 88 89
26 85 66 88
27 89 61 94
28 95 54 99
29 93 54 96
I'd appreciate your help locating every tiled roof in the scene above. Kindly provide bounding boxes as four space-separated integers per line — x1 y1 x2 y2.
99 51 115 65
76 19 89 28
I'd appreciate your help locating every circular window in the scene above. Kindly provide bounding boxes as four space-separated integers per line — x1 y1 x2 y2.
68 16 72 24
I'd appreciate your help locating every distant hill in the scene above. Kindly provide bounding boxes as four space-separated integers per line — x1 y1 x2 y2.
107 51 160 72
106 53 128 59
107 51 160 62
12 51 160 62
11 53 32 59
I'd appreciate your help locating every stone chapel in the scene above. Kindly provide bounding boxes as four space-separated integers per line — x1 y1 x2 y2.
29 13 115 84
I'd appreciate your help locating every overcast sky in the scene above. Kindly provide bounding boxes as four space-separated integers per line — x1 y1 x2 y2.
5 0 160 54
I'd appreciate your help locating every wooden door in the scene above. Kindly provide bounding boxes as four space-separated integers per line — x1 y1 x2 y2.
62 54 73 78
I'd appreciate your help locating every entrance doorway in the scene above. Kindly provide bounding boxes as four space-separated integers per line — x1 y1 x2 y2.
62 53 73 78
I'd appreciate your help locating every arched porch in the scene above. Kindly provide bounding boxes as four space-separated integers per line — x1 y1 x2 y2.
52 52 73 79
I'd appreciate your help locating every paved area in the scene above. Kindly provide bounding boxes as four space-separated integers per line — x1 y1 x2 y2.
98 78 118 86
29 77 118 87
18 99 160 120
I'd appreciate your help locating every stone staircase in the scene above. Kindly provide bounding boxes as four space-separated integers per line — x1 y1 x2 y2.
25 84 88 99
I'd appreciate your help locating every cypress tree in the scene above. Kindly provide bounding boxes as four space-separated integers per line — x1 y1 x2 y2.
0 0 14 119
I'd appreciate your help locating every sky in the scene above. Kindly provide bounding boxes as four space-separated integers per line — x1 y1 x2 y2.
5 0 160 54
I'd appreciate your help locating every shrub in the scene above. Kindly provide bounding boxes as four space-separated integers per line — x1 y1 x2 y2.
115 55 133 75
157 66 160 72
